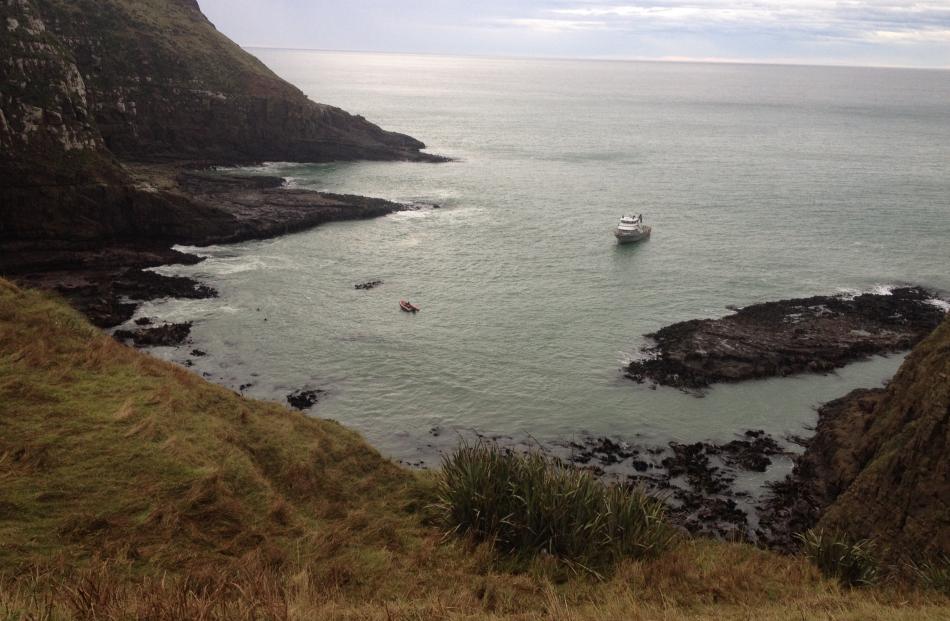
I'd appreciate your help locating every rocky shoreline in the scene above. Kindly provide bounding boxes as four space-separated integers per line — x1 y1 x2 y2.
559 431 792 540
418 428 798 542
626 287 947 390
4 167 420 328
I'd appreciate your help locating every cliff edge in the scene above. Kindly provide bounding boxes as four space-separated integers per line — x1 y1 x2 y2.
787 315 950 559
0 0 438 248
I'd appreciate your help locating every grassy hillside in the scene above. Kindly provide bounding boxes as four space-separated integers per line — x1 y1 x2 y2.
1 279 948 619
816 316 950 557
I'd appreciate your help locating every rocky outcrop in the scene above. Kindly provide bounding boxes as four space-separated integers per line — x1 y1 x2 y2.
0 0 439 253
6 171 414 327
170 170 413 245
114 321 192 347
812 317 950 559
626 288 947 389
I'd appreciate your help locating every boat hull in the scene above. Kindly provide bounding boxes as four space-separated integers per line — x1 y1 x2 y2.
615 225 652 244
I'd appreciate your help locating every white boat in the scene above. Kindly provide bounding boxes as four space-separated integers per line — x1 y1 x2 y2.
615 214 651 244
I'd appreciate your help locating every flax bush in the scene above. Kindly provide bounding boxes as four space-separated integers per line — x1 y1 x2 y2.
797 529 880 587
436 442 674 573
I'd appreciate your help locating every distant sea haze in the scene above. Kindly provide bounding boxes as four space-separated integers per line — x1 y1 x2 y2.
149 52 950 470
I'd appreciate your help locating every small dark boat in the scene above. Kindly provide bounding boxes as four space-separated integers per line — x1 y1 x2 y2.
399 300 420 313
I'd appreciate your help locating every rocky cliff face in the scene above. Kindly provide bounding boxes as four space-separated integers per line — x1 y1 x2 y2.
0 0 102 163
797 316 950 559
0 0 436 248
30 0 432 163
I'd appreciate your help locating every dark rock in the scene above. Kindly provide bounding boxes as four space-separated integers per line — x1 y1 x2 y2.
719 431 786 472
626 287 946 390
190 349 207 357
287 389 326 411
135 317 153 326
114 322 192 347
560 429 792 541
355 280 384 291
664 442 732 495
24 267 218 329
568 436 637 466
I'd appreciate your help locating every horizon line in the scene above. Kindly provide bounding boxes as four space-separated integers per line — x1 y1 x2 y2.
241 45 950 72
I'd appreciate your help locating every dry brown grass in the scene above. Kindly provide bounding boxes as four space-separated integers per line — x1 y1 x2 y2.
1 278 948 620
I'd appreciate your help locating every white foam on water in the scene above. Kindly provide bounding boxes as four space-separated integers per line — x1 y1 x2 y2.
926 298 950 312
129 298 229 325
168 244 215 258
388 209 434 221
205 256 291 276
231 161 309 174
836 284 899 300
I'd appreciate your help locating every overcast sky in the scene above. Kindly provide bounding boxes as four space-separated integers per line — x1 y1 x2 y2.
198 1 950 68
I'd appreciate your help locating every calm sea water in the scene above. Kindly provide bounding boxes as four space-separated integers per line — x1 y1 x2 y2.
145 52 950 474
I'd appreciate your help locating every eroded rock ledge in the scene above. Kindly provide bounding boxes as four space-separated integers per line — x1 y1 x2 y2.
6 169 417 327
626 287 947 390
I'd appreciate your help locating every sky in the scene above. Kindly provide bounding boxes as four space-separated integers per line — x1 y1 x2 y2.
197 1 950 68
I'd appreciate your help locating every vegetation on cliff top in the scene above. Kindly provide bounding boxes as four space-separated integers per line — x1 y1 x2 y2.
1 279 948 619
803 314 950 559
437 443 674 574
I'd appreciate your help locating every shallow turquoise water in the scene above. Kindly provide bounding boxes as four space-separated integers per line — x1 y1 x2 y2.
145 52 950 468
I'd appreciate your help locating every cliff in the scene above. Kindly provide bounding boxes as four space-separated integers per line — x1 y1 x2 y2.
792 316 950 559
28 0 432 163
0 0 438 249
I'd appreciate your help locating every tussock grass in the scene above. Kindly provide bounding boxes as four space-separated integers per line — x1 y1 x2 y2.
436 442 673 574
913 556 950 595
1 278 949 619
798 529 880 587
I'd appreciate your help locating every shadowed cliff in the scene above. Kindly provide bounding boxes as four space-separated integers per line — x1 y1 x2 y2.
794 315 950 559
0 0 439 248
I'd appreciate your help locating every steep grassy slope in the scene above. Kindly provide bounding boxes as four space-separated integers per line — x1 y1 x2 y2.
814 316 950 558
0 278 414 572
1 279 948 619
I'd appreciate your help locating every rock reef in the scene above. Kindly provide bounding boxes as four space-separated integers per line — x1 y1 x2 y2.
114 322 192 348
556 430 790 540
626 287 947 390
287 389 326 411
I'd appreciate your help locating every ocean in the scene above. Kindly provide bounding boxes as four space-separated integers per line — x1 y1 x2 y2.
144 51 950 478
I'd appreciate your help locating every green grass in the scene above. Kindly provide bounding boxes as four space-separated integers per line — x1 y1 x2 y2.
914 556 950 596
798 529 880 587
436 442 673 574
